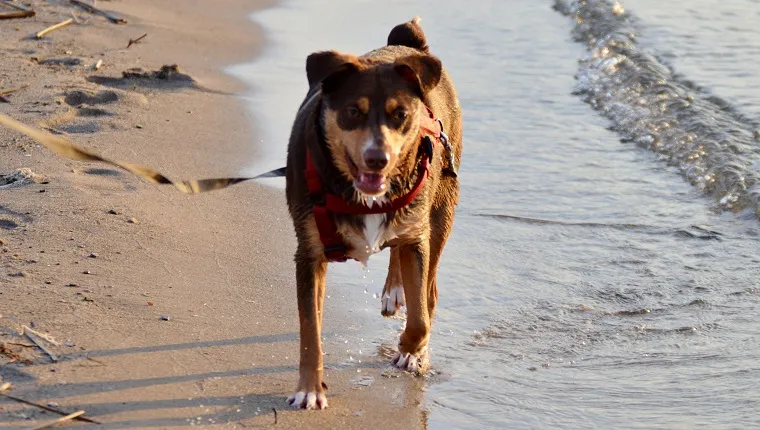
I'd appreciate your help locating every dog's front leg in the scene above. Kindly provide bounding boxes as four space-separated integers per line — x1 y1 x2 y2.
381 247 405 317
392 240 431 373
287 253 328 410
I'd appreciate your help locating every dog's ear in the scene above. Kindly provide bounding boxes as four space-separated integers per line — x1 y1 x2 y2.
393 55 442 97
306 51 360 93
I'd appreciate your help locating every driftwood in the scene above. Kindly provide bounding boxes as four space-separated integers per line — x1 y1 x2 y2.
29 410 85 430
0 85 29 97
24 330 58 362
0 0 33 12
22 326 59 346
127 33 147 48
0 0 34 18
0 10 34 19
0 392 101 424
69 0 126 24
35 18 74 39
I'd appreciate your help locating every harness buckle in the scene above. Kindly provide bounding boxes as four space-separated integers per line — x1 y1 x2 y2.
435 118 459 177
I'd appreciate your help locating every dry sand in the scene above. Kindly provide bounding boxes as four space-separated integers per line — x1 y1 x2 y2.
0 1 427 428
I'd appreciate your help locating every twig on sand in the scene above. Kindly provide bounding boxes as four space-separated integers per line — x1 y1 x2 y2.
0 0 35 19
24 331 58 362
22 325 59 362
0 343 27 363
35 18 74 39
69 0 126 24
4 342 35 348
0 392 101 424
1 85 29 97
22 326 59 346
272 408 278 424
0 0 33 12
0 10 35 19
126 33 147 48
29 410 85 430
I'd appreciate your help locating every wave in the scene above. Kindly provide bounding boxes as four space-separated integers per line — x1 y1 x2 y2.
553 0 760 218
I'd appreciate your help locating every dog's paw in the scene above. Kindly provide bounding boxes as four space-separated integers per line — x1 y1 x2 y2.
391 347 428 373
381 286 405 317
287 391 328 410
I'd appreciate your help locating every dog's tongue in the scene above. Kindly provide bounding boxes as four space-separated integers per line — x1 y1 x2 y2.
355 172 386 194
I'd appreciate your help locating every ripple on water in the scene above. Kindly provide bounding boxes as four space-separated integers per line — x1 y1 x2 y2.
555 0 760 218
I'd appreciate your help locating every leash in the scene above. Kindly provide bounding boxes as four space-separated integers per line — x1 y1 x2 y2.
0 113 286 193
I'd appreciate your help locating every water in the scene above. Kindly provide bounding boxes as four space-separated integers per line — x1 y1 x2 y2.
235 0 760 428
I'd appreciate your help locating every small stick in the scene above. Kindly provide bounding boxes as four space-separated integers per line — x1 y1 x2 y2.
29 410 85 430
35 18 74 39
0 0 34 12
126 33 147 49
0 10 34 19
0 393 101 424
272 408 278 424
23 326 59 346
24 331 58 362
0 85 29 96
5 342 35 347
70 0 126 24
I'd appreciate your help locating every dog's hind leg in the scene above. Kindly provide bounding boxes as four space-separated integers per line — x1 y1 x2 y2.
381 247 405 317
287 250 329 410
391 240 431 373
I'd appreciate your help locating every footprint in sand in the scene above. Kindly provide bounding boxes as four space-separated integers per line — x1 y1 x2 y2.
43 88 146 134
34 57 83 68
64 89 120 106
0 203 35 230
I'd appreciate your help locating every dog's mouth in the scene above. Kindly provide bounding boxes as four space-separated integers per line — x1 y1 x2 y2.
347 153 387 196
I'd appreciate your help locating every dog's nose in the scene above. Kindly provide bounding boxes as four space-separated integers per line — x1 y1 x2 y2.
363 148 390 171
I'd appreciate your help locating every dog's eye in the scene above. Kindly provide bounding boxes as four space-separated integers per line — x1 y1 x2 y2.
392 109 408 121
345 106 361 118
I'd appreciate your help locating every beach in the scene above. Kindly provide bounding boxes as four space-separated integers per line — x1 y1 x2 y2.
0 0 425 428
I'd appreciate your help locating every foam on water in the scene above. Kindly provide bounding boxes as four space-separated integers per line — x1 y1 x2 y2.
555 0 760 217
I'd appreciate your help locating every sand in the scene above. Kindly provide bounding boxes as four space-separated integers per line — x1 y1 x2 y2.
0 1 426 428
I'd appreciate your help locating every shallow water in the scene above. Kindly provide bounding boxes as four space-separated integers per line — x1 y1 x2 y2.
234 0 760 428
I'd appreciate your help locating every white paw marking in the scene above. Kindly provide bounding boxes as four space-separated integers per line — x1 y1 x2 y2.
287 391 328 410
381 286 405 314
391 347 428 373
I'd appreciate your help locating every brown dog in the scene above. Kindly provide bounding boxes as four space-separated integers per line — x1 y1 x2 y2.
285 17 462 410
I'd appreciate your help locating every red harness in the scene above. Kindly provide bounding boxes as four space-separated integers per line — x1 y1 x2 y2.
305 106 445 262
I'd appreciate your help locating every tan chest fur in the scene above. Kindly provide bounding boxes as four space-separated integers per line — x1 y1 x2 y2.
338 210 426 264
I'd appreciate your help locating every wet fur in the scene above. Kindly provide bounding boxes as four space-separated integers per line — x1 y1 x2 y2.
285 17 462 409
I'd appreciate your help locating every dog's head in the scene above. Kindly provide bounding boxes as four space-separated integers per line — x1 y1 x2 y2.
306 50 442 198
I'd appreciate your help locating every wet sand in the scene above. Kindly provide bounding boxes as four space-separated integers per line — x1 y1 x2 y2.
0 0 425 428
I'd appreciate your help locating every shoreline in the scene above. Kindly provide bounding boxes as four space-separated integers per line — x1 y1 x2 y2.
0 0 426 428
